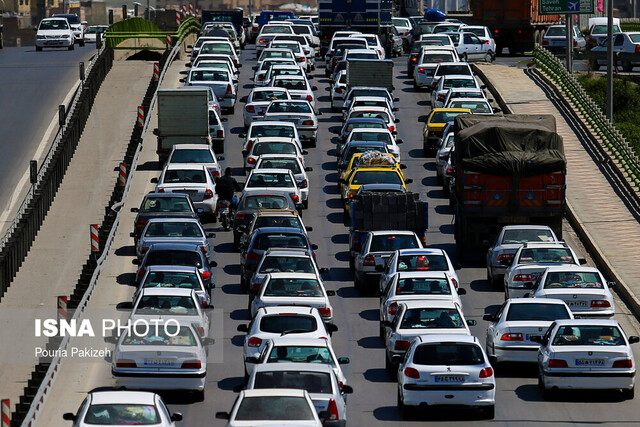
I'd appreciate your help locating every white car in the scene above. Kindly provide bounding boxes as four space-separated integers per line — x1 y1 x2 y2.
397 334 496 419
254 58 298 86
504 242 586 299
330 70 347 111
244 137 306 173
35 18 75 51
255 154 312 207
129 288 210 337
269 74 318 111
530 266 616 318
257 48 297 69
344 106 399 135
166 144 222 179
245 336 350 384
378 248 460 295
135 217 212 261
136 265 212 308
155 164 218 220
243 168 302 205
460 25 496 53
112 321 212 401
264 64 308 87
435 129 454 181
52 13 85 45
455 31 495 62
196 40 239 66
445 97 495 114
83 25 108 43
216 389 324 426
343 47 382 61
392 17 413 48
342 96 398 121
431 74 481 108
186 67 237 113
536 319 638 399
243 87 292 128
271 34 316 68
486 225 559 287
413 48 460 90
191 36 235 62
350 33 385 58
251 273 335 323
248 247 324 292
262 99 319 147
238 306 337 377
246 363 351 426
242 120 302 153
192 53 239 76
62 390 182 426
343 128 402 160
484 298 573 365
269 40 311 71
380 271 466 328
194 59 239 84
383 300 475 373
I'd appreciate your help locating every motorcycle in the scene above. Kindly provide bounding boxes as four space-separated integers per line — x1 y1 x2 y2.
217 196 237 231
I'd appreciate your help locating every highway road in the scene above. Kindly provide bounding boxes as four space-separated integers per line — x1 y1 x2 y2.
0 46 95 227
37 45 640 426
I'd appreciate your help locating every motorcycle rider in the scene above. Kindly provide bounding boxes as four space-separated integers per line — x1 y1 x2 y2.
215 167 242 209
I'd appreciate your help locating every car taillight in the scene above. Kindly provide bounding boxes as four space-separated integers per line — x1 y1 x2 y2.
299 179 308 188
542 40 549 45
437 94 445 101
247 251 260 261
135 220 147 229
137 268 145 278
252 281 261 293
257 75 264 82
217 130 224 138
248 157 257 164
418 67 425 73
201 301 208 308
613 359 633 368
591 300 611 308
226 84 233 95
219 201 228 208
306 95 313 101
446 168 453 174
116 359 137 368
157 188 165 193
404 367 420 379
212 170 220 177
388 302 398 315
246 105 255 113
497 253 514 262
394 340 410 351
353 235 360 250
233 58 238 66
197 326 205 336
513 274 533 281
451 278 458 289
501 333 523 341
259 39 266 44
326 399 339 420
204 189 214 199
300 120 314 126
363 254 376 266
181 360 202 369
486 40 490 44
246 140 254 152
201 271 210 280
300 56 306 62
636 44 640 53
141 246 150 253
573 40 578 46
235 212 246 220
479 367 494 378
335 87 343 94
291 194 300 203
318 307 331 318
548 359 568 368
388 125 395 132
248 337 263 347
200 245 208 254
411 57 417 62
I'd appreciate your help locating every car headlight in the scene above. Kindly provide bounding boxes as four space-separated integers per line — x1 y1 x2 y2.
61 35 70 39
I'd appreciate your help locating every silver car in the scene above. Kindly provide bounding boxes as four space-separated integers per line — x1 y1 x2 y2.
243 87 292 128
262 100 319 147
269 74 318 111
166 144 222 179
136 265 213 308
255 154 312 207
241 120 302 154
330 70 347 112
136 217 213 261
186 67 237 113
253 58 298 86
155 164 218 220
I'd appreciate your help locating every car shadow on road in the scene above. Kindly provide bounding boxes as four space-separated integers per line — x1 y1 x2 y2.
359 309 379 322
331 234 349 244
230 126 244 135
329 267 352 283
363 368 393 383
136 160 162 171
422 177 440 188
424 161 437 171
221 284 244 295
215 242 235 253
407 149 424 159
417 99 430 106
326 198 343 209
439 223 454 235
323 185 340 195
334 251 350 262
358 336 385 349
435 205 453 216
427 189 447 199
372 407 402 422
327 212 346 225
336 285 359 298
231 335 244 347
324 172 338 183
218 377 245 392
322 161 336 171
115 245 135 257
223 264 241 275
470 279 497 293
496 362 537 379
230 309 251 321
116 273 136 286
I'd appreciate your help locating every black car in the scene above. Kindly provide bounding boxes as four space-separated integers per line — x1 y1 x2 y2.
133 243 216 287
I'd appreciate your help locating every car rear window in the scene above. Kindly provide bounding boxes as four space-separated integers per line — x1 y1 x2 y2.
243 196 287 209
443 78 475 89
247 172 294 188
146 250 202 267
163 169 207 183
264 278 323 297
267 346 334 365
552 325 624 346
506 303 571 321
169 149 214 164
502 229 554 244
258 159 301 174
255 233 307 250
253 143 297 156
121 326 197 346
543 271 603 289
267 101 311 113
142 197 191 213
135 295 197 315
259 256 313 273
448 101 491 113
352 170 402 186
413 343 484 365
546 27 566 36
350 131 392 144
430 110 468 122
397 254 449 271
84 404 160 424
255 215 302 229
254 371 332 394
400 308 464 329
250 125 295 138
142 271 200 290
423 53 455 62
396 278 451 295
144 222 202 238
370 235 418 251
235 396 315 421
518 248 574 264
260 315 317 334
253 90 289 102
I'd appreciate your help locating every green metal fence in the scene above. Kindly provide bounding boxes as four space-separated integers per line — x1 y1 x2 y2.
534 46 640 187
104 16 201 50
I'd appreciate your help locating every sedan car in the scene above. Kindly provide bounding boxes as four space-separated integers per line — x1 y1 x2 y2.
255 154 312 207
216 389 324 426
155 164 218 221
535 319 638 399
445 97 495 114
130 193 199 246
397 335 496 419
134 243 216 288
242 120 302 154
136 265 212 308
246 363 350 426
244 137 306 173
330 70 348 112
431 73 480 109
166 144 222 180
342 128 402 160
422 108 472 155
530 266 616 318
83 25 109 43
35 18 75 51
541 24 586 55
413 48 460 90
344 106 399 135
342 96 398 122
186 67 237 113
136 217 213 261
589 31 640 71
343 86 397 113
253 58 298 86
269 75 318 110
248 247 324 292
242 168 302 205
486 225 559 287
334 117 388 146
112 321 212 401
378 249 460 295
264 64 307 88
262 100 319 147
435 127 454 181
243 87 291 128
484 298 573 365
62 391 182 426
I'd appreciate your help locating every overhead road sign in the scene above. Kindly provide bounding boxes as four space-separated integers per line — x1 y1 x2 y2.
539 0 594 14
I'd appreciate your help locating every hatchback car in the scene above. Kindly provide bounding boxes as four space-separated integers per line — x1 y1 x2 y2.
248 247 324 292
186 67 237 113
134 243 216 288
166 144 222 181
244 137 306 173
269 75 318 111
242 120 302 154
255 154 312 207
378 249 460 294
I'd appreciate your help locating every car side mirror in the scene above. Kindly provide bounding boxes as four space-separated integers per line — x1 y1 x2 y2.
202 337 215 345
319 267 329 274
216 412 230 420
393 107 399 111
232 384 244 393
152 128 159 136
240 96 248 103
305 166 313 172
150 177 158 184
302 150 309 155
494 107 501 113
170 412 183 422
578 257 587 265
312 86 319 91
217 155 225 161
342 385 354 394
129 232 136 238
404 178 413 184
396 138 404 144
454 262 462 270
337 178 345 184
418 116 427 122
380 320 392 328
119 301 133 310
239 133 246 138
608 281 617 288
207 232 216 238
318 411 331 420
221 117 228 122
395 118 400 123
179 78 186 83
399 164 407 170
244 356 259 364
457 288 467 295
394 97 400 102
305 226 314 232
375 265 384 272
326 290 336 296
338 357 350 364
629 336 640 344
311 244 319 250
187 45 193 49
62 413 76 421
480 85 487 89
252 65 258 70
327 323 338 333
316 111 322 116
483 314 495 322
209 260 218 267
529 335 542 343
466 319 477 326
132 259 140 265
131 207 139 213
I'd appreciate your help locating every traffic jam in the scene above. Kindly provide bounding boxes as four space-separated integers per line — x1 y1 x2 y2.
61 12 639 427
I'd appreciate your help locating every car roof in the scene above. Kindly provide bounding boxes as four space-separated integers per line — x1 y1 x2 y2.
251 168 292 175
345 141 387 147
502 225 554 231
370 230 416 236
144 192 190 199
345 117 386 124
146 242 203 251
257 154 300 161
441 74 475 80
89 391 157 405
395 271 449 279
252 362 334 374
554 319 620 327
350 128 392 134
401 300 458 309
259 306 317 315
518 242 568 248
140 287 194 296
417 334 478 344
350 106 391 112
506 298 570 306
164 163 207 171
241 388 308 398
146 217 201 224
541 265 599 274
267 272 318 280
255 227 306 234
146 265 199 273
170 144 213 150
251 120 296 127
256 209 299 217
269 336 331 345
359 183 405 191
254 137 297 144
264 248 311 256
448 97 490 104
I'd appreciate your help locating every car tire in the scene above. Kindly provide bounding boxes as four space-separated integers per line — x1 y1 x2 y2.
69 44 74 50
485 51 495 63
397 390 413 419
413 81 420 91
302 199 309 209
622 387 635 400
385 354 397 379
481 405 495 419
79 38 85 47
36 46 42 52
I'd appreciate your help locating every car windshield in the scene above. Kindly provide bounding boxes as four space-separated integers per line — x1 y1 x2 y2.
144 222 202 238
353 100 386 109
443 78 476 89
506 303 572 321
254 233 306 250
352 170 402 186
142 271 200 290
449 101 491 113
243 195 287 209
146 250 202 268
272 43 301 53
396 278 451 295
449 91 484 99
253 143 297 155
465 28 486 38
254 371 332 393
247 172 294 187
397 254 449 271
424 53 455 62
351 111 389 121
260 315 317 334
552 325 624 346
267 346 334 365
431 111 468 123
262 26 294 34
162 169 207 184
258 159 301 174
392 18 409 26
433 24 459 33
169 149 214 164
400 308 464 329
518 248 574 264
351 89 389 100
134 295 197 315
273 78 307 90
198 62 229 71
250 125 295 138
84 404 160 425
259 255 313 273
413 343 484 365
544 271 604 289
263 50 294 59
121 326 197 346
592 25 621 35
200 43 233 54
370 235 419 251
345 122 386 133
351 132 392 144
40 20 69 30
413 40 447 52
57 14 80 24
85 27 105 34
502 229 555 244
190 69 230 82
267 101 311 113
141 197 191 213
348 52 379 59
235 396 315 421
264 278 323 297
253 90 289 102
546 27 566 36
272 68 303 77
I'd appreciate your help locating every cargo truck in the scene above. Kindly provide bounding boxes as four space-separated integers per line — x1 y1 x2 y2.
346 59 395 93
452 114 566 261
154 88 212 163
201 10 243 35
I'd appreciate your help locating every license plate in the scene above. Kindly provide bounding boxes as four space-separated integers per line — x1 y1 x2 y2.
434 375 465 383
219 207 229 215
144 358 174 366
575 359 605 366
526 334 542 341
567 300 588 308
174 189 197 195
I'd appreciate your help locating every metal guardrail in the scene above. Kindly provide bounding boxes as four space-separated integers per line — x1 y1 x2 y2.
534 46 640 188
104 16 201 50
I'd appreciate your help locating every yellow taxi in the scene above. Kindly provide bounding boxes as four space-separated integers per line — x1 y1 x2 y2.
422 108 471 156
339 159 412 210
339 152 407 193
